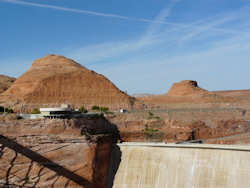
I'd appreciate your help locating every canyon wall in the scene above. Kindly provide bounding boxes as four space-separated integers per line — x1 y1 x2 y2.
0 117 117 188
108 113 250 144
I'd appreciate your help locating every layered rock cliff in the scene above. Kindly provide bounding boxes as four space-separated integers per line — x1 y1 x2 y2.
0 75 15 94
0 117 117 187
1 55 136 110
108 113 250 143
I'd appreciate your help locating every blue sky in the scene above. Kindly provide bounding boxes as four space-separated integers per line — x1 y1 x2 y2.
0 0 250 94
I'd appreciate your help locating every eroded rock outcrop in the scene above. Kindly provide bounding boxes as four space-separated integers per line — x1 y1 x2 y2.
108 114 249 143
167 80 208 96
0 75 15 94
1 55 136 110
0 117 118 187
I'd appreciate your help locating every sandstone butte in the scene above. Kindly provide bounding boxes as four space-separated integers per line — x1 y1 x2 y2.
138 80 235 107
0 75 16 94
166 80 208 96
0 54 137 110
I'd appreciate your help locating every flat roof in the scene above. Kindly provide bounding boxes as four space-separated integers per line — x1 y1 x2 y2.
40 108 71 112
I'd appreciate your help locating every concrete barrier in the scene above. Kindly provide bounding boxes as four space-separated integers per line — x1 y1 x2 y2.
108 143 250 188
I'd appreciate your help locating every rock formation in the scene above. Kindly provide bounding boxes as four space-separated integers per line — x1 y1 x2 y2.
167 80 208 96
108 113 250 143
1 55 136 110
0 117 117 187
0 75 15 94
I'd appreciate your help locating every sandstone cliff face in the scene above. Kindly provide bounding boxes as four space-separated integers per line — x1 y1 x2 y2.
0 75 16 94
167 80 207 96
0 117 116 188
108 114 250 143
1 55 136 110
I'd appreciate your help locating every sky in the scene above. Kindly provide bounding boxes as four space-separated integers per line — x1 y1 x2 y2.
0 0 250 94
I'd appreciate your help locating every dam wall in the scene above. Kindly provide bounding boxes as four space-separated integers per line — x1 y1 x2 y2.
108 143 250 188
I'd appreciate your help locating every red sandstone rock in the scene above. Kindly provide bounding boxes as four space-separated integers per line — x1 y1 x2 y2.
0 75 15 94
108 114 250 143
167 80 208 96
0 118 115 187
0 55 137 110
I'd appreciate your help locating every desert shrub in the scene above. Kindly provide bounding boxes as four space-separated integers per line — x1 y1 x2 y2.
154 116 161 120
31 108 40 114
91 105 112 115
143 125 164 141
79 106 88 113
105 111 114 115
0 106 14 113
100 107 109 113
147 111 154 119
147 111 161 120
6 108 14 113
144 125 159 137
91 105 100 111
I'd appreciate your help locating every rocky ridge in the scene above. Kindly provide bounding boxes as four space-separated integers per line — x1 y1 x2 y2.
0 75 16 94
1 55 137 110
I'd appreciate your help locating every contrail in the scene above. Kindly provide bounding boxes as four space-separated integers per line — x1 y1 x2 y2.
0 0 172 25
0 0 247 35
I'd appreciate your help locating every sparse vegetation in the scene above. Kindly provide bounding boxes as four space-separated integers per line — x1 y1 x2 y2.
91 105 100 111
79 106 88 113
143 124 164 142
100 106 109 113
0 106 14 114
91 105 112 114
147 111 161 120
31 108 40 114
144 125 159 136
6 108 14 113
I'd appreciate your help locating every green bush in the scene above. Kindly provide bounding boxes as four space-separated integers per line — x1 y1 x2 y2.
91 106 100 111
6 108 14 113
31 108 40 114
147 111 161 120
100 107 109 113
91 105 112 114
79 106 88 113
143 125 159 138
0 106 14 113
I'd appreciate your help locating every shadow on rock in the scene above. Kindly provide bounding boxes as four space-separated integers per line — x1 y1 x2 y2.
0 135 94 188
106 144 122 188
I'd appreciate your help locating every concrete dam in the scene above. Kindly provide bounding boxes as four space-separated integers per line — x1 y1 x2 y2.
108 143 250 188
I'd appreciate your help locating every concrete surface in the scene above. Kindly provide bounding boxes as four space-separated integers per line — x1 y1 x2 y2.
109 143 250 188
